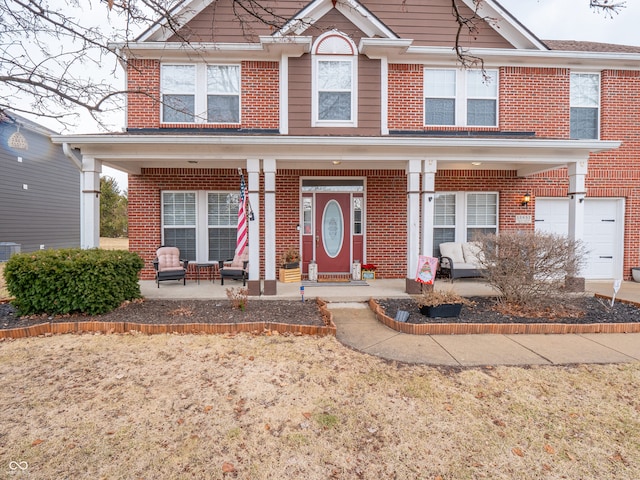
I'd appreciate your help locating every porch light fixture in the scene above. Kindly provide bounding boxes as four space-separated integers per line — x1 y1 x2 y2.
332 161 341 165
521 193 531 207
471 162 482 166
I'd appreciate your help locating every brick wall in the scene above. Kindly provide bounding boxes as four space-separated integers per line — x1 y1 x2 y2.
127 59 161 129
499 67 570 137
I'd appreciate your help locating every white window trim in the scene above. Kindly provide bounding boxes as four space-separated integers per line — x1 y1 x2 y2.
160 63 241 125
570 71 600 140
434 192 499 243
312 55 358 127
424 68 499 127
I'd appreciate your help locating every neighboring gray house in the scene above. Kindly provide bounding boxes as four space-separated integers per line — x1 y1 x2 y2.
0 111 80 258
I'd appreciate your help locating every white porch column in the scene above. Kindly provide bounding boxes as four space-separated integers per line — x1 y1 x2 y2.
406 159 422 294
421 159 437 259
247 158 261 296
81 156 101 249
567 159 588 291
263 158 277 295
567 160 587 243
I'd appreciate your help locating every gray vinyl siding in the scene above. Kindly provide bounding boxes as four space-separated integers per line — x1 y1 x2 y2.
0 116 80 254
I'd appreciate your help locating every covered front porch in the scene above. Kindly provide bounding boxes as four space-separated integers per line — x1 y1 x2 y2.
52 133 620 295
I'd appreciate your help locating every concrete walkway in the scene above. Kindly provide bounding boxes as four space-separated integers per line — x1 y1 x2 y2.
329 302 640 367
142 278 640 367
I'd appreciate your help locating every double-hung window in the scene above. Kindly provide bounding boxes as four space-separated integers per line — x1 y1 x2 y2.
162 191 240 263
312 32 358 127
162 192 197 260
161 64 241 124
207 192 239 261
433 192 498 256
316 59 354 122
424 69 498 127
570 73 600 139
161 65 196 123
207 65 240 123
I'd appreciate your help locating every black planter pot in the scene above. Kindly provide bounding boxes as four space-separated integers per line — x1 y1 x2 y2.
420 303 463 318
282 262 300 270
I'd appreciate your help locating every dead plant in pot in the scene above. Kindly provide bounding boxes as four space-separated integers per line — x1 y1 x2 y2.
280 248 300 269
415 288 473 318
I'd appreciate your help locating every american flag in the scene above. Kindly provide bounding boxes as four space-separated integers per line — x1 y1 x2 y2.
235 171 248 258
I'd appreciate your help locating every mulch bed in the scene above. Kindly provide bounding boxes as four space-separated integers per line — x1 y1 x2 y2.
0 299 326 331
376 296 640 324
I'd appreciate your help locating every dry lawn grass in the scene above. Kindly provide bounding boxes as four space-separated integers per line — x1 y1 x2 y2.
100 237 129 250
0 333 638 479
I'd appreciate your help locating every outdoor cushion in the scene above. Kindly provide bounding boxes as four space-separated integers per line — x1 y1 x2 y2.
156 247 183 272
461 242 484 267
439 242 465 264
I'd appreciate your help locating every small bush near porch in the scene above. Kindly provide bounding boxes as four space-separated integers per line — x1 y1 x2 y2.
476 231 586 313
4 248 143 315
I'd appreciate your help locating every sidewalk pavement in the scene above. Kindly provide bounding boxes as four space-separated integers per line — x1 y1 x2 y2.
142 278 640 367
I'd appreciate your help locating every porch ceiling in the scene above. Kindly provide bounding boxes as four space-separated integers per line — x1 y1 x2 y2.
51 134 620 177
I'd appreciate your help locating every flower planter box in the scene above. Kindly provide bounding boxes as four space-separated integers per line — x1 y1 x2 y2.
279 267 301 283
362 270 376 280
419 303 463 318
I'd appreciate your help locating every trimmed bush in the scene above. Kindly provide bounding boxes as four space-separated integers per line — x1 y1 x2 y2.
3 248 144 316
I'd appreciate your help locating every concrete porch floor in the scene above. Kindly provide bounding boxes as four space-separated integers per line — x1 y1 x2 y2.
141 277 639 304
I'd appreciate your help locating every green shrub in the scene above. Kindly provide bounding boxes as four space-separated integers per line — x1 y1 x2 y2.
3 249 144 316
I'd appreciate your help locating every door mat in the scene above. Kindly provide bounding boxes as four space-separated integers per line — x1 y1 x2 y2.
301 280 369 287
317 277 350 283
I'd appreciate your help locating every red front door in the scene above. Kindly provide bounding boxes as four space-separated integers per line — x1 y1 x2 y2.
315 193 351 273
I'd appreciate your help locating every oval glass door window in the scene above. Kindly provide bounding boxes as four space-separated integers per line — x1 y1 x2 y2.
322 200 344 258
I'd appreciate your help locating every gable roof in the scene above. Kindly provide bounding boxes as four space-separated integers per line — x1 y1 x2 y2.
274 0 397 39
137 0 546 51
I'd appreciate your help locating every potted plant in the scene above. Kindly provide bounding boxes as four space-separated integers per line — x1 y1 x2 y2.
361 263 377 280
279 248 301 283
633 267 640 282
415 289 472 318
280 248 300 269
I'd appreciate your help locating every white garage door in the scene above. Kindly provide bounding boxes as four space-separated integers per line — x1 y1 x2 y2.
535 198 624 279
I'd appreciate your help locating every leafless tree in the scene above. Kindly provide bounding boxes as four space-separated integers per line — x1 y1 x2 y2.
0 0 628 130
450 0 626 69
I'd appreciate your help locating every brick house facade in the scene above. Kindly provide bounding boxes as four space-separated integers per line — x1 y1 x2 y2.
53 0 640 295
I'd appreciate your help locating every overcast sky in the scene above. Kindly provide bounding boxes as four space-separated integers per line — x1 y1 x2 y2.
68 1 640 188
498 0 640 45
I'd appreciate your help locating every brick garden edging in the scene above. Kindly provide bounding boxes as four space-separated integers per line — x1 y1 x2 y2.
0 299 336 340
368 296 640 335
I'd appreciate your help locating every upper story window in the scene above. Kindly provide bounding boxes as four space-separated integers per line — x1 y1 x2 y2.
424 68 498 127
312 32 358 127
161 64 241 124
570 73 599 139
207 65 240 123
162 65 196 123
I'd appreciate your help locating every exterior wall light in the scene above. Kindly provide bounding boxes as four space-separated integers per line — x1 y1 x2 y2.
521 193 531 207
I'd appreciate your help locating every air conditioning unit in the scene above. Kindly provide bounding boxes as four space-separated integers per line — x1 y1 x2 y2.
0 243 21 261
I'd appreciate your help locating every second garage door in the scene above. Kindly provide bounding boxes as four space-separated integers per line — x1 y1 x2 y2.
535 198 624 279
